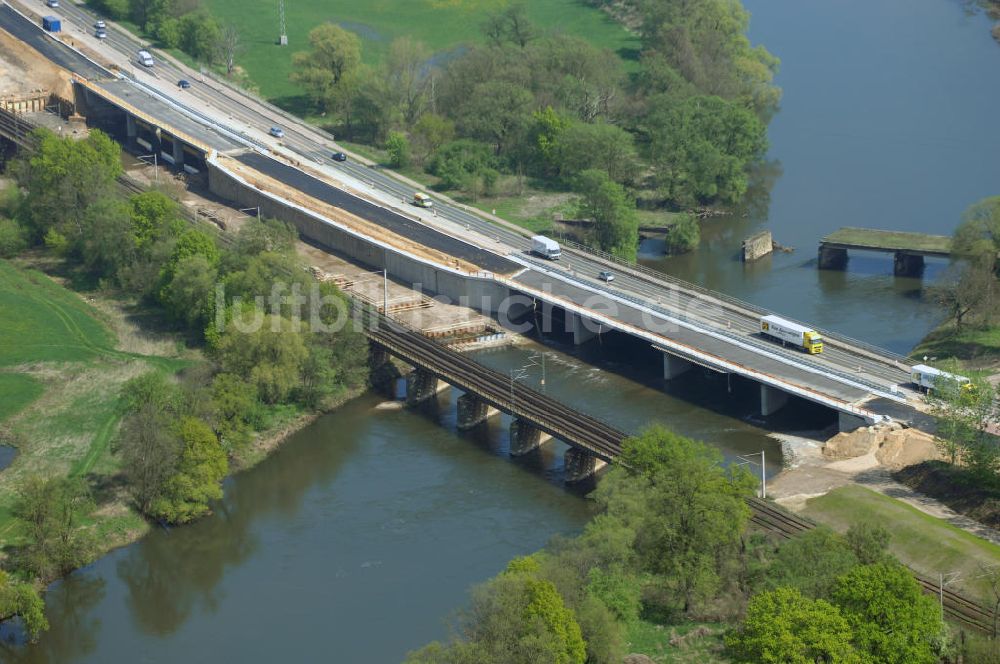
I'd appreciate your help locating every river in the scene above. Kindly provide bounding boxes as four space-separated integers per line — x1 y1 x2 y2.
644 0 1000 355
6 0 1000 660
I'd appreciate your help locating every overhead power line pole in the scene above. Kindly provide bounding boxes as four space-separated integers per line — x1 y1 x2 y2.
278 0 288 46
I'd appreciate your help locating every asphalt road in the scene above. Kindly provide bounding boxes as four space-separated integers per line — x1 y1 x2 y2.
5 0 922 411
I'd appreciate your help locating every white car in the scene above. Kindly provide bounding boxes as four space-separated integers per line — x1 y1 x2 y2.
95 20 106 29
46 0 59 7
269 126 285 138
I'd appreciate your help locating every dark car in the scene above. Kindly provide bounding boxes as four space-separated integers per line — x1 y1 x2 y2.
332 151 347 162
177 79 191 89
598 270 614 282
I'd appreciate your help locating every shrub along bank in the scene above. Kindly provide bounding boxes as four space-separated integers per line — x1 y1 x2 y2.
0 128 368 640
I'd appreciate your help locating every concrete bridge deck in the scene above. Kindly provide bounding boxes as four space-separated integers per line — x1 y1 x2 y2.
0 1 926 427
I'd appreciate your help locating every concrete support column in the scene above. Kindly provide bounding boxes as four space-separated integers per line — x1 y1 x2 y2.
172 137 184 167
818 245 848 270
838 412 868 433
125 113 137 140
663 353 693 380
406 369 445 405
509 419 552 456
368 346 399 395
564 448 607 483
893 252 924 277
760 384 790 416
568 311 597 345
537 302 556 336
457 393 499 430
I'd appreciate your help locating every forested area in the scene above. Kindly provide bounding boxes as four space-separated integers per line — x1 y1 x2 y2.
285 1 777 260
0 128 368 638
405 426 969 663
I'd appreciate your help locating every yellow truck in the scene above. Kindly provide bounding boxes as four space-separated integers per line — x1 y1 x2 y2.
759 315 823 354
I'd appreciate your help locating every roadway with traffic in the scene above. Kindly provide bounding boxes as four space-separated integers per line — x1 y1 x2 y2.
2 0 925 421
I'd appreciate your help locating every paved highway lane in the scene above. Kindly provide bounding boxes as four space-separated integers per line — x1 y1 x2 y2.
8 0 919 407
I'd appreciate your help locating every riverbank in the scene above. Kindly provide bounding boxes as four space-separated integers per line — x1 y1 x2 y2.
910 317 1000 371
0 255 368 627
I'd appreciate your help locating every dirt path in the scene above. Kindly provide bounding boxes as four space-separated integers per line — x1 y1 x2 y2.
769 430 1000 546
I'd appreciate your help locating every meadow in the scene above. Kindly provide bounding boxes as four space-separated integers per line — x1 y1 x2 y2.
0 260 188 545
201 0 639 101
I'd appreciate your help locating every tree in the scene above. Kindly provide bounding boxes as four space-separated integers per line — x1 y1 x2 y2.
383 37 433 127
80 198 136 279
644 94 767 205
290 23 362 113
14 476 94 580
0 217 28 258
931 256 998 330
553 121 637 184
215 311 309 403
458 80 534 156
845 522 891 564
601 425 755 613
574 169 638 261
211 372 260 452
765 527 859 599
428 140 497 195
411 113 456 165
161 254 219 332
726 587 859 664
831 562 943 664
150 416 228 524
385 131 412 168
953 195 1000 274
12 129 122 240
116 372 183 514
482 4 537 49
664 213 700 254
216 24 243 76
129 190 183 250
0 571 48 642
928 374 998 474
178 10 221 63
160 228 220 289
407 568 586 664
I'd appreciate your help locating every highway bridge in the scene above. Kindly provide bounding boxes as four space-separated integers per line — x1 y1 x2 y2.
0 0 926 429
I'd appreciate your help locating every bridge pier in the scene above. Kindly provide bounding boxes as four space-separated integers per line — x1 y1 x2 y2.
457 393 499 430
568 311 597 345
406 369 446 405
760 384 789 416
838 412 868 433
368 346 400 395
125 113 137 143
818 245 848 270
509 419 552 456
893 252 924 277
564 448 607 483
662 353 693 380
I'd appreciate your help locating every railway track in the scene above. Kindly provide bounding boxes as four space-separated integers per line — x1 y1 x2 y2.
747 498 996 633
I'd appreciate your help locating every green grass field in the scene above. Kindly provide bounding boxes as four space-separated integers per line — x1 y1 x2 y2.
911 320 1000 366
803 485 1000 602
0 373 44 424
0 260 193 547
201 0 639 101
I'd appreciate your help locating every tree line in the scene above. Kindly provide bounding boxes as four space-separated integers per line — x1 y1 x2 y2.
88 0 242 75
288 1 778 260
0 128 368 639
405 426 967 663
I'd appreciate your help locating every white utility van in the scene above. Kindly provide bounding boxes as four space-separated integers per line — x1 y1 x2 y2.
136 50 154 67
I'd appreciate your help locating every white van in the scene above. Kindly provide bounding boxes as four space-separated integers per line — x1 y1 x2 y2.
136 50 154 67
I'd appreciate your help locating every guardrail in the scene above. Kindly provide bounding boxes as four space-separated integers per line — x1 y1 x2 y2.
514 253 900 401
553 236 912 365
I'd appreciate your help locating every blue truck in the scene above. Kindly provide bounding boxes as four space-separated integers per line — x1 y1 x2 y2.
42 15 61 32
